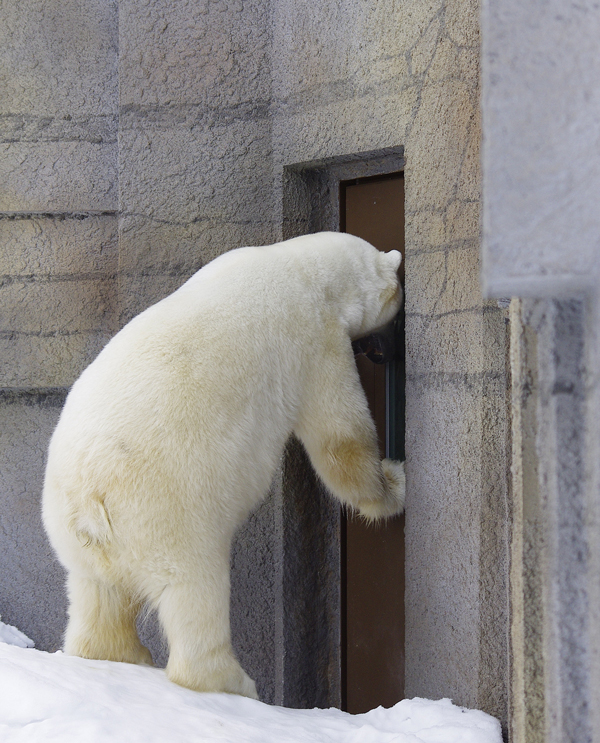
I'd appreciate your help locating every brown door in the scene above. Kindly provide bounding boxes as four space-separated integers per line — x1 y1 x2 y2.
341 173 405 714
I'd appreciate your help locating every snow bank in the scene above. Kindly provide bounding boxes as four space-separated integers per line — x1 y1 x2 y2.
0 627 502 743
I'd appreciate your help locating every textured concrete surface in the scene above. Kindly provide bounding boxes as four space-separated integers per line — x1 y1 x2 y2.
0 0 118 116
2 0 510 723
534 299 591 743
509 299 546 743
586 295 600 743
0 0 118 213
481 0 600 297
0 216 118 388
507 299 596 743
278 437 342 708
482 2 600 740
117 0 275 325
0 391 68 651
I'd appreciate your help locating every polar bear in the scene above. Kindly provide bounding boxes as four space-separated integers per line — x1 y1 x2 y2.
42 231 405 699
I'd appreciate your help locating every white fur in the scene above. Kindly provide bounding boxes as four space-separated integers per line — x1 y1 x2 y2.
42 231 404 699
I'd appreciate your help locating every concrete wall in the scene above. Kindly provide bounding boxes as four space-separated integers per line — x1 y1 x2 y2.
481 0 600 298
0 0 119 650
398 2 509 723
482 1 600 740
2 0 510 724
117 0 275 323
508 299 545 742
507 298 597 743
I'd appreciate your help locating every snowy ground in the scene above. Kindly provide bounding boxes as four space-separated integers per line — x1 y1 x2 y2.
0 620 502 743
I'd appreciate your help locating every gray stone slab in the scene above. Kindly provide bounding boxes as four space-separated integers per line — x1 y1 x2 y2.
0 332 111 388
117 215 275 275
118 119 273 225
404 379 492 708
0 142 117 213
0 279 115 335
405 210 446 251
0 215 118 276
119 0 271 107
271 0 432 100
272 87 418 170
0 114 117 146
405 80 476 212
405 310 488 375
0 0 117 117
406 245 482 317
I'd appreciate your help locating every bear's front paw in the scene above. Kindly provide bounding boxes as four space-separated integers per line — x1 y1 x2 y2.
382 458 405 511
357 459 405 522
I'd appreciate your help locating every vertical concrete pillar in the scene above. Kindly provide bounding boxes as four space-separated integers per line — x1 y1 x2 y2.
509 299 546 743
508 298 598 743
536 300 591 743
402 0 510 728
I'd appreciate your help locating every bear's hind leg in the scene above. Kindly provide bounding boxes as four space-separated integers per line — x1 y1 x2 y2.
64 573 153 665
157 580 258 699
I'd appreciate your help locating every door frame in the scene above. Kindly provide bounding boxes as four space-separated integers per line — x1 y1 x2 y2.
279 146 405 709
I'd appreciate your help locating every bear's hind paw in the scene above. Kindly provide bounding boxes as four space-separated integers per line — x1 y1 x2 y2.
167 654 259 699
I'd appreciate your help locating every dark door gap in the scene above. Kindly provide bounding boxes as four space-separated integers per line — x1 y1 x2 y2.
340 172 406 714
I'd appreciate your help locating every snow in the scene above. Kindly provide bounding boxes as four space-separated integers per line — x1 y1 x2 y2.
0 619 34 649
0 622 502 743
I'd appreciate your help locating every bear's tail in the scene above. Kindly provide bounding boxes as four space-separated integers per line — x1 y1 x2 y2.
67 493 113 548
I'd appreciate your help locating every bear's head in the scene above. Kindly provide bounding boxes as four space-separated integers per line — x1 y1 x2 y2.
354 245 403 338
313 232 402 340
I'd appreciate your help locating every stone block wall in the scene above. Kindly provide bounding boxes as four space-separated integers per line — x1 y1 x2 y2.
0 216 118 388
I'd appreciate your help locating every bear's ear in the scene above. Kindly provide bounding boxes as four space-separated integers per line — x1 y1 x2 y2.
384 250 403 270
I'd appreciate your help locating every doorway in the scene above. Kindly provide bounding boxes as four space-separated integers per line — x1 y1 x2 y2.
340 173 405 714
